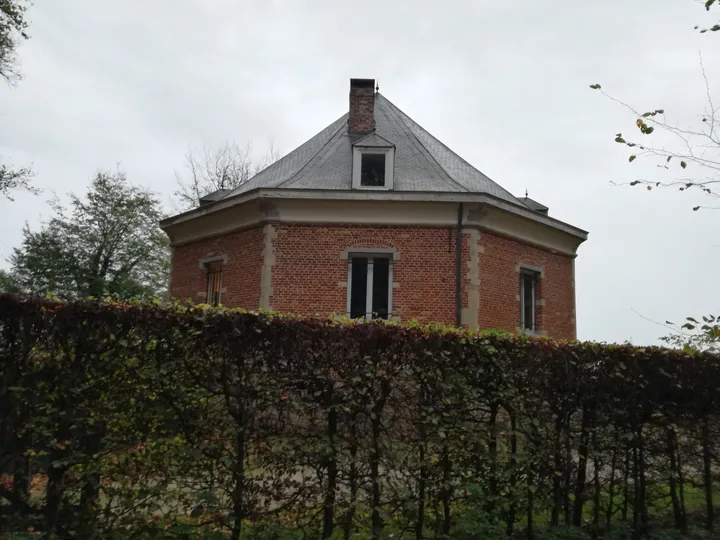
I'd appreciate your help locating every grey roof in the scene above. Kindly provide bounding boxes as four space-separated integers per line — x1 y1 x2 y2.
519 196 549 214
224 93 523 205
199 189 231 205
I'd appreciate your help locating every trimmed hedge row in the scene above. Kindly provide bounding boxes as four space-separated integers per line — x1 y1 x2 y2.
1 294 719 539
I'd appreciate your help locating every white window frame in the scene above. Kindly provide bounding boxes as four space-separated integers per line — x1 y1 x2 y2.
519 269 539 332
352 146 395 190
346 254 393 320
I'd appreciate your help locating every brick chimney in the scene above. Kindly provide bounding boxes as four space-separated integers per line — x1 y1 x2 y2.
348 78 375 135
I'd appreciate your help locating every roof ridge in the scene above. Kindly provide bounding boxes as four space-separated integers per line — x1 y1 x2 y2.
376 94 467 193
378 93 521 203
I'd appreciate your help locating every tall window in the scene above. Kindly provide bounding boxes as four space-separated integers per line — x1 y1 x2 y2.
520 270 539 332
206 262 223 306
348 255 391 320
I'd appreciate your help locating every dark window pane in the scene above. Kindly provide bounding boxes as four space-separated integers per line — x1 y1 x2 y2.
521 273 535 330
372 258 390 319
361 154 386 186
350 258 368 318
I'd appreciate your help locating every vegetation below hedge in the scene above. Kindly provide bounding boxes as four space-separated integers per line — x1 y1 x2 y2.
1 295 720 539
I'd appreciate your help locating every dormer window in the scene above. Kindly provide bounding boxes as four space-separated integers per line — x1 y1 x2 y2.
361 153 386 187
352 133 395 190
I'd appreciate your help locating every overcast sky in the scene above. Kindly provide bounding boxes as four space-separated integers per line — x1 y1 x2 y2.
1 0 718 345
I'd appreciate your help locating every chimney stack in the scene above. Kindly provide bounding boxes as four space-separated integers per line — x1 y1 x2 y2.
348 78 375 135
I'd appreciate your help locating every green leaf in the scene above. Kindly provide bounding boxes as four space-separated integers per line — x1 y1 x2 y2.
629 155 637 163
705 0 715 10
681 161 687 169
615 136 626 143
589 84 602 90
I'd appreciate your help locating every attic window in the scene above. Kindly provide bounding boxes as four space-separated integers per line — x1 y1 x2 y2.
352 147 395 190
361 154 386 187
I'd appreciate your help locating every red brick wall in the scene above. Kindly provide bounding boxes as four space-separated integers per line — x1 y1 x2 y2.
168 224 576 339
348 79 375 134
477 231 575 340
170 227 264 309
270 224 458 325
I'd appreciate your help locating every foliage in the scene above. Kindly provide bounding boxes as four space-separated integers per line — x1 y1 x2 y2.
0 162 36 201
173 142 280 210
0 269 21 293
2 295 720 538
590 2 719 210
660 315 720 354
6 170 169 299
0 0 30 84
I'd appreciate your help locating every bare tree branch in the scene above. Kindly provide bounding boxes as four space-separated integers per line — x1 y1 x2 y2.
590 55 720 210
173 141 279 211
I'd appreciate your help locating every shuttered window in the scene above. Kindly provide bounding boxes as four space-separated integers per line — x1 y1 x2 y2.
206 262 223 306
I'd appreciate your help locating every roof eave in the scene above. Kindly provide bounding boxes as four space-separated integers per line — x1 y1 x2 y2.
160 187 588 242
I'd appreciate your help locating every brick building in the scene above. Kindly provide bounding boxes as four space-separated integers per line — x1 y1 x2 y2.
161 79 588 339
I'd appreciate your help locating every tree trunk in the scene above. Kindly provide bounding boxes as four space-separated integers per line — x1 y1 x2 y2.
322 388 338 539
488 402 499 514
573 406 592 527
703 417 715 532
416 387 428 540
666 427 685 531
606 435 618 529
563 411 573 525
370 392 387 539
592 430 601 540
78 423 105 538
230 421 247 540
551 414 564 527
44 449 67 537
638 428 648 534
506 407 518 536
344 416 359 540
622 446 631 523
440 445 452 538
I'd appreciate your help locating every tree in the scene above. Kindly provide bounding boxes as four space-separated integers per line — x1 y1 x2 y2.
1 2 36 200
0 161 36 200
589 1 719 211
0 268 21 293
0 0 30 84
173 141 279 210
660 315 720 354
8 170 169 299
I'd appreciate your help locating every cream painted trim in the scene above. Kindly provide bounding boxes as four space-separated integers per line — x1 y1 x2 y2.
461 229 481 330
163 195 587 257
572 258 577 339
352 147 395 190
260 224 277 310
517 263 544 278
161 188 588 239
198 253 228 269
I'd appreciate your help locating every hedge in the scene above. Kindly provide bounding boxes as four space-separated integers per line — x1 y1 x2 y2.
1 293 719 539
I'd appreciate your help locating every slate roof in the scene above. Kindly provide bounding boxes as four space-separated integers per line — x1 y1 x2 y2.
519 196 549 214
223 93 523 205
